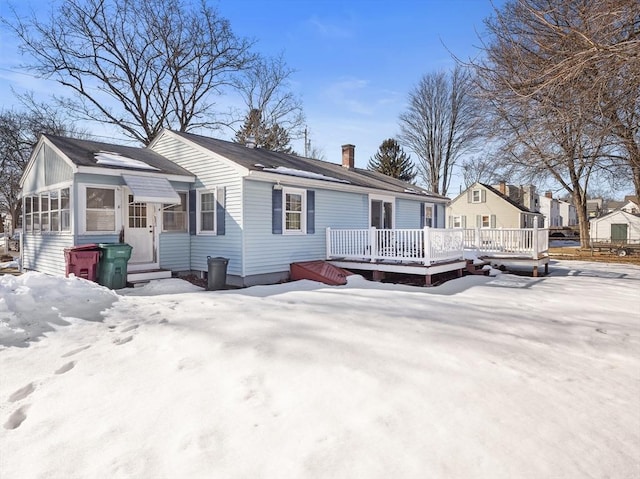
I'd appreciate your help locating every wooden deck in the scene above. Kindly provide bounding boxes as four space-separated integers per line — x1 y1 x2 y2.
328 258 468 285
326 226 550 282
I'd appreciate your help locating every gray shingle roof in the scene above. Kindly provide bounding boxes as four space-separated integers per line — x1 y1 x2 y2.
46 135 194 177
170 131 445 199
480 183 539 213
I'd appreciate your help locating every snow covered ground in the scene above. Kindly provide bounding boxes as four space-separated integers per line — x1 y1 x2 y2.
1 260 639 479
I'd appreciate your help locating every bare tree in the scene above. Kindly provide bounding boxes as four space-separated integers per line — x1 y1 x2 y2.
233 54 305 143
471 0 640 245
5 0 255 145
398 66 482 196
0 103 86 230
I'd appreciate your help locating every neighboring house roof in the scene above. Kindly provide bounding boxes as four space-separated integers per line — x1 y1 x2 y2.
45 135 194 178
590 209 640 223
478 182 541 214
168 131 446 200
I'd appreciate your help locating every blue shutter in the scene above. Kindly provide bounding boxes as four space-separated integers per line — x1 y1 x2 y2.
307 190 315 234
216 186 225 236
420 203 425 228
189 190 196 236
272 189 282 234
433 204 439 228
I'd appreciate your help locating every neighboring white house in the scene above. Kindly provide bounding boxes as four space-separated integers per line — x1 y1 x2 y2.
589 210 640 245
557 199 578 226
539 192 561 227
619 199 639 215
447 182 543 229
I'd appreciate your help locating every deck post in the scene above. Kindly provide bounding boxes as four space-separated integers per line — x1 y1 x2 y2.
326 227 332 259
423 227 431 265
532 216 539 260
370 227 377 262
475 226 482 251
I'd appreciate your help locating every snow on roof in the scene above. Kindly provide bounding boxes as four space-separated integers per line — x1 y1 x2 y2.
262 166 350 184
95 151 160 171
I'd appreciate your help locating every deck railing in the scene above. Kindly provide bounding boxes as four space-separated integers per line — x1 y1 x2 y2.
462 226 549 259
326 227 465 265
327 225 549 265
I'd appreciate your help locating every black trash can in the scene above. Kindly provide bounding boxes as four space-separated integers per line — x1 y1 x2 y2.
207 256 229 291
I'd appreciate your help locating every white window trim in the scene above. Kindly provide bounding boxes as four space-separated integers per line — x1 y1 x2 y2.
480 214 491 228
471 189 483 203
23 184 74 235
423 202 434 228
283 187 307 235
79 184 121 235
369 194 396 229
452 215 462 228
196 188 217 235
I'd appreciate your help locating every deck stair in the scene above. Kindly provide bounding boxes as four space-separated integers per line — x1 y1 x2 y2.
465 259 490 276
290 260 353 286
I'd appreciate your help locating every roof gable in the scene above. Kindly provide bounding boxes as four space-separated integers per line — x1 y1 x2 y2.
45 135 194 177
480 183 536 213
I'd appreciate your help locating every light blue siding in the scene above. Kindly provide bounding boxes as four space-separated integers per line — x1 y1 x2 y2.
151 134 244 275
159 233 190 270
243 180 369 276
22 234 75 276
76 234 119 244
396 199 422 228
22 143 73 194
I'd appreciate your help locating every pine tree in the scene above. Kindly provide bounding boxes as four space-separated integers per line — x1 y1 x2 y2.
234 108 292 153
368 138 416 182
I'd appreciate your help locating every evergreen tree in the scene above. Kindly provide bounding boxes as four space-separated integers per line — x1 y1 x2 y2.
234 108 292 153
368 138 416 182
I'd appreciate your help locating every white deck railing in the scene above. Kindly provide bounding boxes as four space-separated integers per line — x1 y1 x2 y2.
462 226 549 259
326 227 465 265
327 225 549 265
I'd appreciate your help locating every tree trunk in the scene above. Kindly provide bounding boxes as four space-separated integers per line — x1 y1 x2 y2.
572 191 591 249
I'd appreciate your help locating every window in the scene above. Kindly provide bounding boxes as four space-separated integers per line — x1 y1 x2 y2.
370 196 394 229
24 196 33 232
472 189 482 203
163 192 187 232
424 204 433 227
60 188 70 231
128 195 147 228
32 195 40 232
481 215 491 228
23 187 71 234
86 187 116 232
284 188 306 234
453 216 462 228
40 193 50 232
198 191 216 234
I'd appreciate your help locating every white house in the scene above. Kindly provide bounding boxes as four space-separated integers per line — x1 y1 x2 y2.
589 210 640 245
539 192 561 227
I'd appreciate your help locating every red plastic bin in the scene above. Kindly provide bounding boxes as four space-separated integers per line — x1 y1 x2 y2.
64 244 100 281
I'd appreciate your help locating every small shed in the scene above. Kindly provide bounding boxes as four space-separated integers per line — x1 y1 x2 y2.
589 210 640 244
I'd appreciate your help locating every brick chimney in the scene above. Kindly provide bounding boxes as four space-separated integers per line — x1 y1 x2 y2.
341 144 355 169
499 180 506 195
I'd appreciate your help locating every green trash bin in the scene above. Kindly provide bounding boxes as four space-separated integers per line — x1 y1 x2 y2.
98 243 132 289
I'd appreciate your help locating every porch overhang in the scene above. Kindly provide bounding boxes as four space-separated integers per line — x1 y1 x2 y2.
122 174 180 204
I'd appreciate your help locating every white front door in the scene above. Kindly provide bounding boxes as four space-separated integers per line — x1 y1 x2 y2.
124 191 157 268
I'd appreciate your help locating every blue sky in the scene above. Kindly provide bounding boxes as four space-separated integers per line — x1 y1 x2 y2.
0 0 502 190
